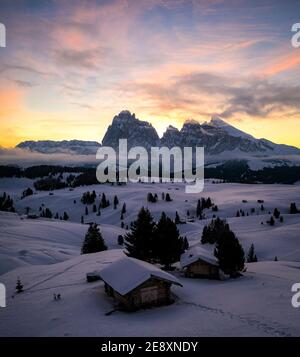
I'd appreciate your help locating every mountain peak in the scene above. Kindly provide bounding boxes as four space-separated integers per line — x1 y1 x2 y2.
113 110 136 122
209 116 228 127
183 118 200 126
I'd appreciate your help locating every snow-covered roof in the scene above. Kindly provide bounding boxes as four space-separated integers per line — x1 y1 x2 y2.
99 257 182 296
180 245 219 268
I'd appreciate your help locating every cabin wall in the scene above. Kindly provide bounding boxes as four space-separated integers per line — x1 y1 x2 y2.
105 278 172 310
185 261 219 279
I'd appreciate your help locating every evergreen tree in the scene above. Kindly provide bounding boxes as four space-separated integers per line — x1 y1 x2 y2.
81 215 84 224
55 212 59 219
165 193 172 202
214 229 245 277
212 205 218 212
93 204 97 213
261 204 265 211
280 216 283 222
85 206 88 215
273 208 280 219
290 202 299 214
121 202 126 215
16 278 23 293
236 210 240 217
147 192 154 202
269 216 275 226
124 207 155 261
153 212 185 269
100 193 109 208
187 210 190 216
121 221 125 228
81 224 107 254
175 211 181 224
196 199 202 218
161 192 165 200
113 195 119 209
117 235 124 245
247 243 258 263
201 217 229 244
63 212 69 221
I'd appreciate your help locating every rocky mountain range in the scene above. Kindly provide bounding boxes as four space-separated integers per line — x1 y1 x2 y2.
16 111 300 163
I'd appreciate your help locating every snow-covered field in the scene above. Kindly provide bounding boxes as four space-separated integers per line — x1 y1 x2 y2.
0 178 300 336
0 250 299 337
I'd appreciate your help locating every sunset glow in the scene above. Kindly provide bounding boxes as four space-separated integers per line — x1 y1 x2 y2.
0 0 300 148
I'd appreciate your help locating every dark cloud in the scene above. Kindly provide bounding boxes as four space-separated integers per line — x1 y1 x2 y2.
125 71 300 119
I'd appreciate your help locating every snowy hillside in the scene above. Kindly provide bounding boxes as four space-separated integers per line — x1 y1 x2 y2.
1 177 300 336
0 249 299 336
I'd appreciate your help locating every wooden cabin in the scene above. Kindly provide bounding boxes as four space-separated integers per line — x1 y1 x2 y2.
180 245 220 279
99 257 182 311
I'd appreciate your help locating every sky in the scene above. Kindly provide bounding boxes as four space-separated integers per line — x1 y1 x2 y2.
0 0 300 148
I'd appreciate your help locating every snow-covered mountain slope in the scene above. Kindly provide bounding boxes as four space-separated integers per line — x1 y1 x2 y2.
0 211 124 275
16 140 101 155
161 116 300 156
0 249 299 336
1 177 300 275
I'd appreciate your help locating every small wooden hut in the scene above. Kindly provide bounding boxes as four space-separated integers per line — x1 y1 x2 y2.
99 257 182 310
180 245 220 279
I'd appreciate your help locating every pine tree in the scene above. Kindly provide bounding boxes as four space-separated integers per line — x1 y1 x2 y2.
124 207 155 261
214 229 245 277
81 224 107 254
63 212 69 221
261 204 265 211
113 195 119 209
290 202 299 214
118 235 124 245
121 203 126 215
85 206 88 215
165 193 172 202
187 210 190 216
153 212 185 269
201 217 229 244
269 216 275 226
16 278 23 293
236 210 240 217
175 211 181 224
247 243 257 263
161 192 165 200
196 199 202 218
100 193 109 208
81 215 84 224
273 208 280 219
55 212 59 219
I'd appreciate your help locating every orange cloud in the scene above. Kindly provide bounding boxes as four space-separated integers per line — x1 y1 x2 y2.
264 52 300 76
